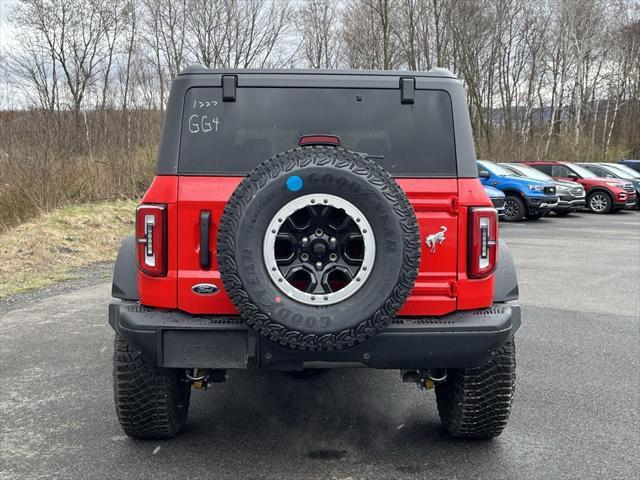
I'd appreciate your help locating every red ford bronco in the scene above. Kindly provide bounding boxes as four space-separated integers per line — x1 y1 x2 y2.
110 67 520 440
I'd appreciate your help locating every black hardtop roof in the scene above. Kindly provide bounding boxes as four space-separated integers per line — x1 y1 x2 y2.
179 65 457 79
156 65 478 178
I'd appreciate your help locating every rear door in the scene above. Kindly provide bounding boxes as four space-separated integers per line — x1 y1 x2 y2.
175 83 459 316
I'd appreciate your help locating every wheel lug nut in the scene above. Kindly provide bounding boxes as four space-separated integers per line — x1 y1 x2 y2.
301 253 309 261
315 229 323 237
301 237 309 245
329 253 337 261
329 237 336 245
315 262 323 270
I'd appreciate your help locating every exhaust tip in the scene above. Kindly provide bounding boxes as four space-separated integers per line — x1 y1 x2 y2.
426 368 448 383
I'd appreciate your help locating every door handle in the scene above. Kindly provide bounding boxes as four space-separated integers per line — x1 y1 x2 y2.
200 211 211 269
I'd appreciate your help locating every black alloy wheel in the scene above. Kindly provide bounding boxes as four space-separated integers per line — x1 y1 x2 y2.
503 196 526 222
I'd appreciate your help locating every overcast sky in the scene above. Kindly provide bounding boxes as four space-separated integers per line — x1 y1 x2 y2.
1 1 21 108
0 0 17 51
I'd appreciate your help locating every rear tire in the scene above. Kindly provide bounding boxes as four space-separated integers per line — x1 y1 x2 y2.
503 196 526 222
587 191 613 214
113 336 191 439
435 339 516 439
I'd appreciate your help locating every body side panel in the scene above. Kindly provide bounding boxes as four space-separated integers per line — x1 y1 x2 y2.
137 176 179 308
456 178 495 310
396 178 459 316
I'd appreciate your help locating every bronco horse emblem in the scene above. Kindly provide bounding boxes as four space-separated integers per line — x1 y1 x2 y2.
425 226 447 253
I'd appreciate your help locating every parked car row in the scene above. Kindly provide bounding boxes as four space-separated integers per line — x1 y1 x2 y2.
478 160 639 221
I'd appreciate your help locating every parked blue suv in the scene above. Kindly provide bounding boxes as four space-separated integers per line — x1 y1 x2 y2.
477 160 558 221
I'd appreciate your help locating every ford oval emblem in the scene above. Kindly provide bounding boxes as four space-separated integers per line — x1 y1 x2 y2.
192 283 219 295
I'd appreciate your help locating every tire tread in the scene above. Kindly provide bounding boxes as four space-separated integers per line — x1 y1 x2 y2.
435 340 516 439
113 336 190 439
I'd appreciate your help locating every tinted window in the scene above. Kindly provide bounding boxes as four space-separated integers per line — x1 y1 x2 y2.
612 164 640 178
179 87 456 176
585 165 606 177
484 161 517 177
551 165 571 177
500 165 525 177
532 164 553 175
607 165 638 179
568 164 597 178
507 164 552 181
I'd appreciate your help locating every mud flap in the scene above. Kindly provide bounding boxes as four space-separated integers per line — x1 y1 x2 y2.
112 236 138 301
494 239 518 302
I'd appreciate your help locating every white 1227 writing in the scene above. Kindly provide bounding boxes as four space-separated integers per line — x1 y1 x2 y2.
193 100 218 108
188 114 219 133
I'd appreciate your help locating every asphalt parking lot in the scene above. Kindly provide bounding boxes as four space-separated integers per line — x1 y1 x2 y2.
1 211 639 480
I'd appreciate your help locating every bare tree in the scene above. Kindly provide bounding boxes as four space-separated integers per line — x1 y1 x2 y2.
395 0 421 70
120 0 140 113
141 0 187 110
343 0 401 69
224 0 292 68
296 0 342 68
13 0 112 114
98 0 128 110
185 0 226 67
7 30 60 111
448 0 497 149
519 3 548 152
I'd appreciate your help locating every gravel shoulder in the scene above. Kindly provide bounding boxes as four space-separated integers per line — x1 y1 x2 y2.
0 262 114 315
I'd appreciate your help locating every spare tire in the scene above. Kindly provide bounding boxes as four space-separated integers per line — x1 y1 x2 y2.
217 146 420 351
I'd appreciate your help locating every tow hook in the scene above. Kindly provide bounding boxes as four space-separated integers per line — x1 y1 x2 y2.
401 369 448 390
185 368 227 389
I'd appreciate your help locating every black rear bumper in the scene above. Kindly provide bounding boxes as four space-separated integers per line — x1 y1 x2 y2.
109 303 521 370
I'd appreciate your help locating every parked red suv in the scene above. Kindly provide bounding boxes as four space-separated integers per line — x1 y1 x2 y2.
525 161 636 214
110 67 520 440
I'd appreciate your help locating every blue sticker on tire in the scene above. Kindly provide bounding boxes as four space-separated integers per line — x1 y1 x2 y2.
286 175 303 192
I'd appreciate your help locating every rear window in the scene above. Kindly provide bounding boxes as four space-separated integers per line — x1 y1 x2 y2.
178 87 456 177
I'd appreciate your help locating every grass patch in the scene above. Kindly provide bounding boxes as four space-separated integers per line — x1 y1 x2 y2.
0 199 138 298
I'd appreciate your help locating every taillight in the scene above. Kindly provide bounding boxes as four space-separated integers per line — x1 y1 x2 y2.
136 204 167 277
468 207 498 279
